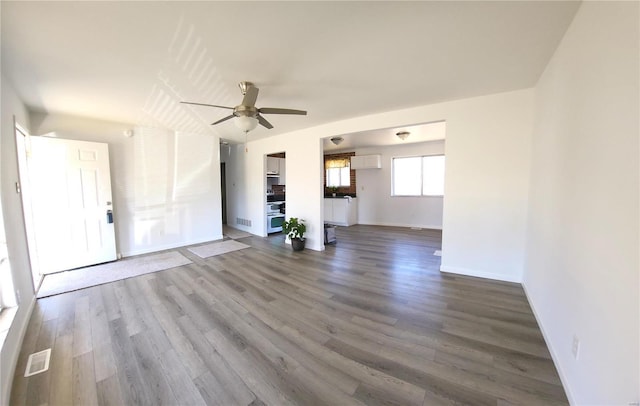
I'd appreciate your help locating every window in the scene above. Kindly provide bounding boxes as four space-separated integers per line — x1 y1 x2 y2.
326 167 350 187
0 243 15 311
392 155 445 196
325 157 351 187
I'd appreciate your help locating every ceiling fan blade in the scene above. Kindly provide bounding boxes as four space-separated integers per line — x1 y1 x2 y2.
212 115 235 125
257 115 274 129
242 86 259 107
259 107 307 115
181 101 234 110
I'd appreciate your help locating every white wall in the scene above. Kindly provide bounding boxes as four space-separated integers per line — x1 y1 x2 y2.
439 91 533 282
241 89 533 282
355 140 445 229
0 75 36 406
524 2 639 404
30 112 223 256
236 133 324 250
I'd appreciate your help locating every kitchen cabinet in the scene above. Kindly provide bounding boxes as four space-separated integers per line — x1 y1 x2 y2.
351 154 381 169
324 199 333 222
324 197 357 226
277 158 286 185
266 156 280 174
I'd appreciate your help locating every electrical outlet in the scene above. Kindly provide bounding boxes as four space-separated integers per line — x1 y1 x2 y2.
572 335 580 360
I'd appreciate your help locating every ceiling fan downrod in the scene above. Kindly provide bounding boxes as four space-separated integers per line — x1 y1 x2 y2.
238 81 253 96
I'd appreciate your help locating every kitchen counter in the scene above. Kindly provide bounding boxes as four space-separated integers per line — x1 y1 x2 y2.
324 194 356 198
267 194 286 202
324 197 357 226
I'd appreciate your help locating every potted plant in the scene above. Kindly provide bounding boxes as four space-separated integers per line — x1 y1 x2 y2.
282 217 306 251
330 186 338 197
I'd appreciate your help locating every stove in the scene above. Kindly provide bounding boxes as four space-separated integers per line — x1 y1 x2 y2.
266 202 285 233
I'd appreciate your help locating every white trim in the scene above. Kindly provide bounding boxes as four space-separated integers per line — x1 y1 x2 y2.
14 121 42 293
120 235 224 257
1 296 36 406
522 282 576 406
439 265 522 283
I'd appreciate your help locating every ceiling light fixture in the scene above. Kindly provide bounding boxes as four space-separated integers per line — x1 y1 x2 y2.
235 115 259 133
396 131 410 141
331 136 344 145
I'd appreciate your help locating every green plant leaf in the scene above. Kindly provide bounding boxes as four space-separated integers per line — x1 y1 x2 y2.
282 217 305 240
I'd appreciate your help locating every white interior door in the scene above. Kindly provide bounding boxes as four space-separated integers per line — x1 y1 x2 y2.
28 136 117 274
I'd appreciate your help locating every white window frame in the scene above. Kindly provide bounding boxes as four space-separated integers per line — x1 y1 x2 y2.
325 166 351 188
391 154 445 197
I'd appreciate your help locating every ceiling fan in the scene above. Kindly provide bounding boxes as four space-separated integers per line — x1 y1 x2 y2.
181 81 307 133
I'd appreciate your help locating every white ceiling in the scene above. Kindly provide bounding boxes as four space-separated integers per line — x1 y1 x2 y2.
1 1 579 144
322 120 447 152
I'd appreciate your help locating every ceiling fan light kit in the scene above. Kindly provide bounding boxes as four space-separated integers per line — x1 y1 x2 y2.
235 116 259 132
181 81 307 134
396 131 410 141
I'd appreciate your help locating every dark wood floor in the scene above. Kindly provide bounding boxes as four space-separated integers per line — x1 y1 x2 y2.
10 225 567 405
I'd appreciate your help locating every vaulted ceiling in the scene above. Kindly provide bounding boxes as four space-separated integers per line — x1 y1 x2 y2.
1 1 580 143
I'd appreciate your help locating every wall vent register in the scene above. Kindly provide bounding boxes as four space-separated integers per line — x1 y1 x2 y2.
25 348 51 377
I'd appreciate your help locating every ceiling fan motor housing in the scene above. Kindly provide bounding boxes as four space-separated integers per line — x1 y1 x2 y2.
234 104 258 118
181 80 305 131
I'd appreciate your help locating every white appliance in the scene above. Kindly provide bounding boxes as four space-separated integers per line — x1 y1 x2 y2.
267 202 285 233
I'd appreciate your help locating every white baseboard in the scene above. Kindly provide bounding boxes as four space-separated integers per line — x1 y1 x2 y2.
439 265 522 283
121 235 224 257
357 221 443 230
1 295 36 406
522 282 576 406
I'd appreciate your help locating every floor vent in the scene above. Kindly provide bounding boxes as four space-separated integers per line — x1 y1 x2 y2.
24 348 51 377
434 250 442 257
236 218 252 227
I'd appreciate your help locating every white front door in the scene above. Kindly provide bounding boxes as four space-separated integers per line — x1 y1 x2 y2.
28 136 117 274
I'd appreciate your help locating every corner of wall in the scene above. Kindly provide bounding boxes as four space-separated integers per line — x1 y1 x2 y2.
523 1 639 403
1 296 36 406
521 281 576 405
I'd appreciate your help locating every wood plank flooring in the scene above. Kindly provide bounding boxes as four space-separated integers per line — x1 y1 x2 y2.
10 225 568 405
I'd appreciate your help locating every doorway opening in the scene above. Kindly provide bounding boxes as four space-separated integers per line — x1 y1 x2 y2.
321 120 446 254
220 162 227 225
266 152 286 235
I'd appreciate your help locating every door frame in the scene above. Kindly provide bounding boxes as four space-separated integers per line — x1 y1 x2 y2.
14 122 40 290
16 131 118 281
220 162 227 224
